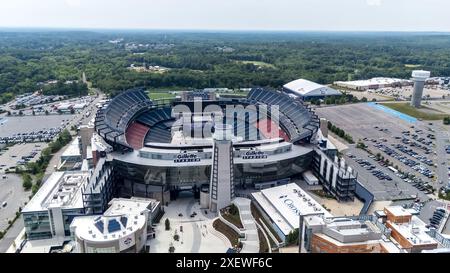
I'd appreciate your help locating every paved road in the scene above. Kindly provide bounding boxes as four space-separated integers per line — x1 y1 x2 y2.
0 220 23 253
0 174 29 231
186 199 202 253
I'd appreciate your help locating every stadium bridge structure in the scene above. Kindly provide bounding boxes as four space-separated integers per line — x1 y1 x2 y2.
94 87 339 202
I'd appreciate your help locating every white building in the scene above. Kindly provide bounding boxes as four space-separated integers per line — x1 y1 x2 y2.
70 197 161 253
22 171 90 241
334 78 413 91
251 183 332 242
283 79 341 98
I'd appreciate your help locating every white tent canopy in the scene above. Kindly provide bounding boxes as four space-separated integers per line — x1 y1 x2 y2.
283 79 341 97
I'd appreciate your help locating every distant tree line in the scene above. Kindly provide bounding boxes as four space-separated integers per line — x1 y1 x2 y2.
2 31 450 100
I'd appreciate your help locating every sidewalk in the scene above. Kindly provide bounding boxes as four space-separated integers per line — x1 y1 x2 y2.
233 197 259 253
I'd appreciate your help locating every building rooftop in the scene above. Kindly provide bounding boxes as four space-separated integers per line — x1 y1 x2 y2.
71 197 155 244
23 171 90 212
61 137 81 158
388 216 437 247
252 183 332 235
284 79 341 97
91 132 112 153
334 77 413 88
385 206 411 217
105 197 159 216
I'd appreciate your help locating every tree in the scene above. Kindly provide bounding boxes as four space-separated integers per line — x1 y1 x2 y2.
229 204 238 215
32 184 40 195
45 110 49 115
444 117 450 125
169 244 175 253
286 228 299 245
165 218 171 231
22 173 33 190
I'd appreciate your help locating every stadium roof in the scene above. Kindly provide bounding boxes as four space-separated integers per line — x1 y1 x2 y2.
283 79 341 97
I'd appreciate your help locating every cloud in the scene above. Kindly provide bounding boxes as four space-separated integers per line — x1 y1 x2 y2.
65 0 81 8
366 0 382 6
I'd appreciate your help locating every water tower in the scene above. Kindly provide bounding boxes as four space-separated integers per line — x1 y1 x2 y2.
410 70 431 108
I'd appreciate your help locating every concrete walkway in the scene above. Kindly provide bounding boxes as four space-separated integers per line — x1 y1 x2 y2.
232 197 259 253
150 198 230 253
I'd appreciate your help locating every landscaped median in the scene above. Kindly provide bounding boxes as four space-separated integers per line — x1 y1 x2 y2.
212 199 262 253
220 204 243 229
212 219 241 249
380 102 450 121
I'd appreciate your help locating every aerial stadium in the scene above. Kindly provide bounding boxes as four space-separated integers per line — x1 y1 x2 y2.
91 85 356 212
21 83 360 251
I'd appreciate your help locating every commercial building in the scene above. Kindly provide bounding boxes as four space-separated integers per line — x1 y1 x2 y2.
70 197 161 253
59 136 83 170
334 78 413 91
283 79 341 99
311 130 357 202
305 217 389 253
384 206 438 253
22 171 90 240
251 183 332 242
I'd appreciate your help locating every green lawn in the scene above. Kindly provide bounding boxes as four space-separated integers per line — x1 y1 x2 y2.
404 64 422 68
235 60 276 69
218 91 248 98
380 103 449 120
148 92 176 100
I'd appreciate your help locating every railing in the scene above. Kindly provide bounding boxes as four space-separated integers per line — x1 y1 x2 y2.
258 218 284 248
255 220 272 253
426 229 450 249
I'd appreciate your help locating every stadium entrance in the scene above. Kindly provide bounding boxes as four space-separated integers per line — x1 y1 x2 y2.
170 185 200 200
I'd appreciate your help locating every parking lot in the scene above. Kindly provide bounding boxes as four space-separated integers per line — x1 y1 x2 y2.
316 103 447 202
0 143 46 173
0 115 74 139
0 174 30 232
369 86 450 101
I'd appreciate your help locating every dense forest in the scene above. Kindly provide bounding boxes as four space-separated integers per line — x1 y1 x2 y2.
1 30 450 98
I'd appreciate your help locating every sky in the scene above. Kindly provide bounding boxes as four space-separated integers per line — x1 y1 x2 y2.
0 0 449 32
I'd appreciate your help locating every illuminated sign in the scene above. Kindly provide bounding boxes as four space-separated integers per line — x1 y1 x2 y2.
242 150 268 160
174 153 201 163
